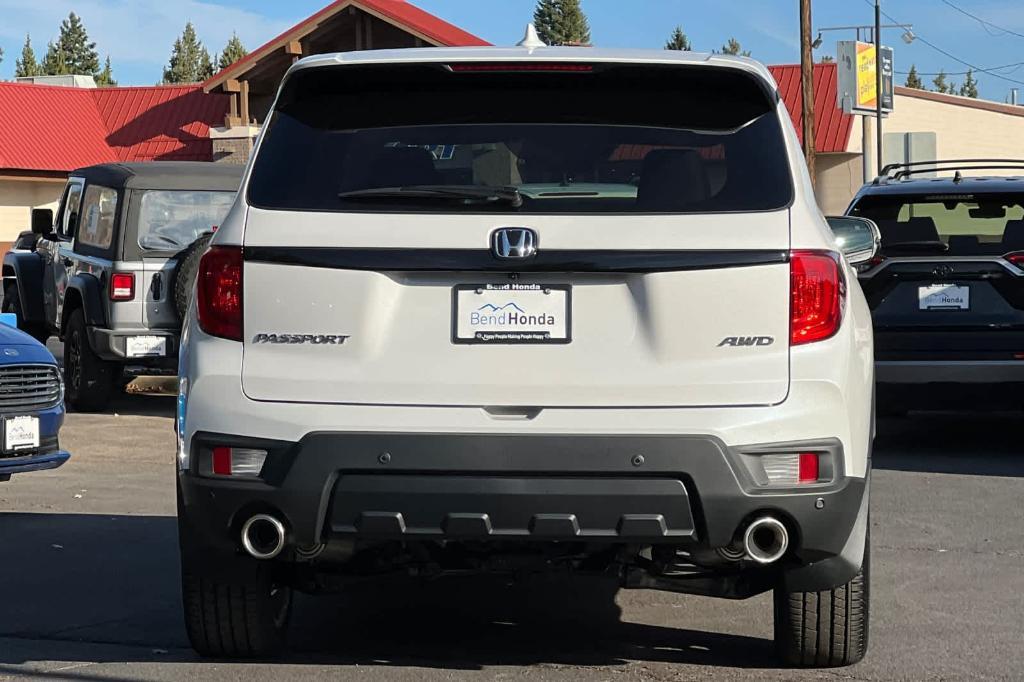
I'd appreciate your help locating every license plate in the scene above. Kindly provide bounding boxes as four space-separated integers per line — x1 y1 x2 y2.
453 284 571 344
919 284 969 311
126 336 167 357
4 416 40 452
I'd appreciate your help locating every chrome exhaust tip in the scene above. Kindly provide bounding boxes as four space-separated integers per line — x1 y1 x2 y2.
743 516 789 565
241 514 286 560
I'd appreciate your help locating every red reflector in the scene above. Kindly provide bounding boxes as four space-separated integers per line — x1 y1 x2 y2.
448 63 593 73
798 453 819 483
790 251 845 346
110 272 135 301
1006 251 1024 266
212 446 232 476
197 246 243 341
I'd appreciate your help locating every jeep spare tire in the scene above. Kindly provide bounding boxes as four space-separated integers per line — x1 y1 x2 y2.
173 233 213 323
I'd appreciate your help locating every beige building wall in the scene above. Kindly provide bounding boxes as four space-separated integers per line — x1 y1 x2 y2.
0 178 64 246
814 153 863 216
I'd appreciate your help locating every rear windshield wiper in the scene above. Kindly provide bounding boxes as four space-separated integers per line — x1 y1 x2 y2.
338 185 523 208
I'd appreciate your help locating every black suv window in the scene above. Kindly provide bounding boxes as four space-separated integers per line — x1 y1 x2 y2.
851 193 1024 256
248 63 793 214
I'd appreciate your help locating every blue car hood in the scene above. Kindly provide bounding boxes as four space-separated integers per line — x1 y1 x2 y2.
0 325 57 365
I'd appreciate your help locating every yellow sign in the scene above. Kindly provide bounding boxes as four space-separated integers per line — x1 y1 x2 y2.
856 43 878 109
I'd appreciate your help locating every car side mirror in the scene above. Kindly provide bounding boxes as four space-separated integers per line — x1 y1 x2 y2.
826 216 881 265
31 208 54 236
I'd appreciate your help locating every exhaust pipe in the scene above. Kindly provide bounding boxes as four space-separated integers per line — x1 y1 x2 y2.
241 514 286 560
742 516 789 565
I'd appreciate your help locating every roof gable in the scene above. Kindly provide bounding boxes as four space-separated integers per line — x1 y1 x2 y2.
203 0 490 92
769 63 855 154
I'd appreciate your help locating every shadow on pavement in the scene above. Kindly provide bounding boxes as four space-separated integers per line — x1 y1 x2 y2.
0 513 778 672
875 411 1024 477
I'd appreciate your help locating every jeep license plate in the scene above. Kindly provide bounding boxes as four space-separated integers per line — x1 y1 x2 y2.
4 416 39 452
453 284 571 344
126 336 167 357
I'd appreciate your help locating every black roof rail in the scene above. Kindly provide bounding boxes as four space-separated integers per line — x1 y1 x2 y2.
874 159 1024 184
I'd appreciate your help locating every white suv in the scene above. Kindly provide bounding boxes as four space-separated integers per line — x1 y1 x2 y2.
176 47 876 668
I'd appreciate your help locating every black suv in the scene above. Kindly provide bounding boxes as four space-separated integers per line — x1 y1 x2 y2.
847 159 1024 408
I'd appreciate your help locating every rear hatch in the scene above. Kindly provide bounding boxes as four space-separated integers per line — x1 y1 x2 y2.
240 59 795 407
850 190 1024 360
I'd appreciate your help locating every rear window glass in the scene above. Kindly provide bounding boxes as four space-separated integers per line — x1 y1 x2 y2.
248 64 793 214
138 190 236 252
850 193 1024 256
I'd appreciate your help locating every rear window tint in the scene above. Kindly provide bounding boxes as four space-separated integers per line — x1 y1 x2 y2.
851 193 1024 255
248 63 793 214
138 190 236 252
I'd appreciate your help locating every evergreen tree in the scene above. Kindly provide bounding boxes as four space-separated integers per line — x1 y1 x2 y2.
218 32 248 70
932 70 950 94
15 34 41 77
57 12 99 75
163 22 215 83
664 26 690 51
904 64 924 89
718 37 751 57
959 69 979 98
95 56 117 87
42 40 69 76
819 55 835 63
533 0 591 46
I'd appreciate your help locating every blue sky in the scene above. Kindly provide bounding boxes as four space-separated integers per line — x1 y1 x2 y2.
1 0 1023 101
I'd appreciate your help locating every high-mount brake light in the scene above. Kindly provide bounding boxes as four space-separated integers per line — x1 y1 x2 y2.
790 250 845 346
197 246 243 341
448 63 594 73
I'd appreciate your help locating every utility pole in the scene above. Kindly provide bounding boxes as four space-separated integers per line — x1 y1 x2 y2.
800 0 816 187
874 0 884 175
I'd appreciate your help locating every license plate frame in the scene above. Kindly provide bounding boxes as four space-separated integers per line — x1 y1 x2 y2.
3 415 40 453
452 284 572 345
918 284 970 311
126 335 167 358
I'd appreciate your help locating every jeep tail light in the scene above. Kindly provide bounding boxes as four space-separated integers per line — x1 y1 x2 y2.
790 250 845 346
110 273 135 301
762 453 822 485
197 246 243 341
210 446 267 478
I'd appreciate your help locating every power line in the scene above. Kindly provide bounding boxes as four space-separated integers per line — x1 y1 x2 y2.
863 0 1024 87
896 62 1024 77
938 0 1024 40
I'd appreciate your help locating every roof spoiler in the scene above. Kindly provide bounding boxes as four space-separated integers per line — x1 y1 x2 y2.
874 159 1024 184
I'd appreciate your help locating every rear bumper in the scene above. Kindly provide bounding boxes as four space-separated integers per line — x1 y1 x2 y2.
876 360 1024 384
87 327 178 366
178 431 867 573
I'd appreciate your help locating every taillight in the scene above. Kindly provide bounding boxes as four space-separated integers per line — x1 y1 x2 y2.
197 246 242 341
1005 252 1024 267
209 446 267 478
855 253 887 274
761 452 823 485
110 272 135 301
790 250 845 346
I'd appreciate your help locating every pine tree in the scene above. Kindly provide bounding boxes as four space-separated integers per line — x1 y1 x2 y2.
218 32 248 70
664 26 690 51
15 34 41 77
932 70 950 94
819 55 835 63
95 56 117 87
959 69 979 98
57 12 99 75
904 64 924 89
163 22 215 83
718 38 751 57
533 0 591 46
42 40 69 76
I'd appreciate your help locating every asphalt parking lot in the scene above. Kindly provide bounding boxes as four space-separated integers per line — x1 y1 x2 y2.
1 387 1023 680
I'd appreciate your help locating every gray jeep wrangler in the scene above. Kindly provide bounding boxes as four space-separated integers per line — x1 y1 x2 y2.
3 162 242 411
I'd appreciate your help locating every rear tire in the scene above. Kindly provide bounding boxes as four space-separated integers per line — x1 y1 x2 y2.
173 233 213 324
177 494 291 658
2 285 49 343
63 308 114 412
773 541 870 667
